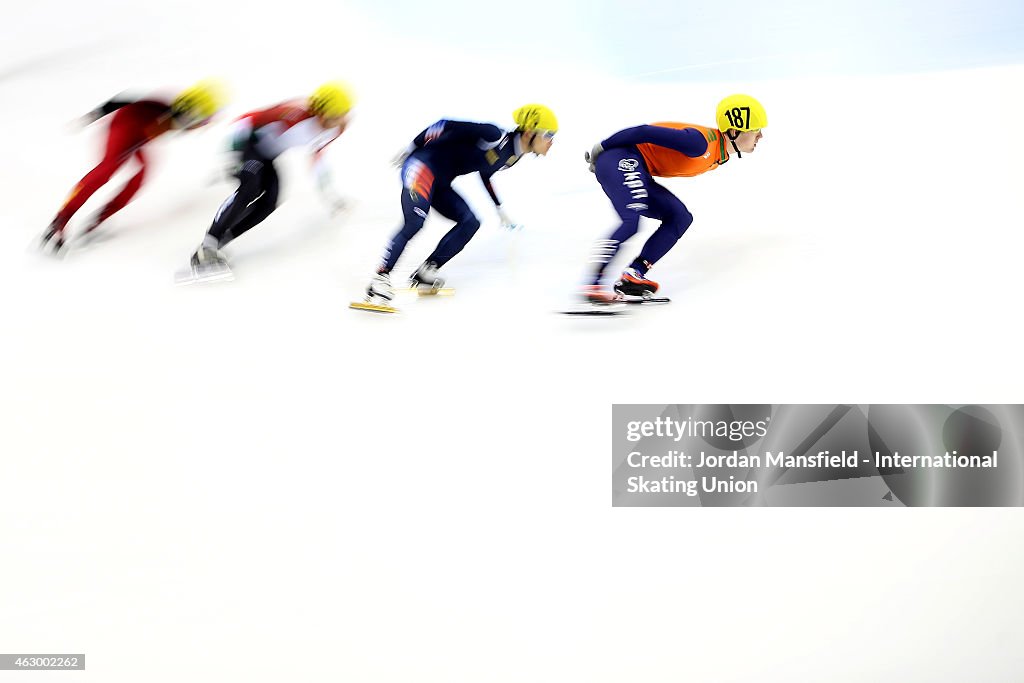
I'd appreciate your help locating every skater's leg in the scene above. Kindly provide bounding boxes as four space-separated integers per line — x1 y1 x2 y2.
607 182 691 297
630 184 693 275
206 154 274 245
50 118 142 231
51 155 127 230
93 148 148 225
216 162 280 247
378 156 435 273
424 186 479 268
587 148 661 285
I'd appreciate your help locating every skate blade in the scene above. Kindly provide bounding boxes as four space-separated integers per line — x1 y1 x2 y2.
349 301 399 314
399 286 455 296
35 236 67 258
74 228 114 247
174 266 235 285
560 302 628 316
39 245 67 259
624 296 671 305
63 230 114 255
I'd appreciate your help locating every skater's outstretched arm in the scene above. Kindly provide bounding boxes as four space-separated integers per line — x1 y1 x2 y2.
393 120 504 168
602 125 708 157
410 120 503 150
480 169 502 207
78 95 143 126
479 169 520 230
310 128 347 215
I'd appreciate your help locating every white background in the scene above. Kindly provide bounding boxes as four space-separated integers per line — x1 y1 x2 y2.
3 1 1024 681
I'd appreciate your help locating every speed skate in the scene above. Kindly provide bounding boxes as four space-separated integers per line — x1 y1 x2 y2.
624 295 671 305
560 301 628 316
62 225 115 254
349 300 399 314
561 295 670 315
399 286 455 296
174 262 235 285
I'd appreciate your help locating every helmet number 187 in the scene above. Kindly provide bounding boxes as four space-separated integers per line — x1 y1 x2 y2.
723 107 750 130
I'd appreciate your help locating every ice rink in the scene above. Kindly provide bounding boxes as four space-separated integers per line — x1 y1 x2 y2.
3 1 1024 681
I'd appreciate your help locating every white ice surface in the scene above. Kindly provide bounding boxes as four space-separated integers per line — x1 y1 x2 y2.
3 2 1024 681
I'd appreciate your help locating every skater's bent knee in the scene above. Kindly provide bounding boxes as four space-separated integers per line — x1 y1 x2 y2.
617 215 641 236
398 223 424 240
670 208 693 237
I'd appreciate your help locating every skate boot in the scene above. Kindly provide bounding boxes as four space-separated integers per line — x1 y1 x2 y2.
40 220 67 252
190 245 229 270
579 284 622 304
179 244 232 283
409 260 445 293
69 214 111 250
365 272 395 305
349 272 398 313
174 242 234 284
82 213 106 235
614 267 659 300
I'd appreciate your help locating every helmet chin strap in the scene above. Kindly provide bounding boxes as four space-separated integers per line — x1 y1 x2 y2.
727 130 743 159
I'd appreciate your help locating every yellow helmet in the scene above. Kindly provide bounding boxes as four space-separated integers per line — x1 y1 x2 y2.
513 103 558 133
715 94 767 132
309 82 354 118
171 79 226 122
